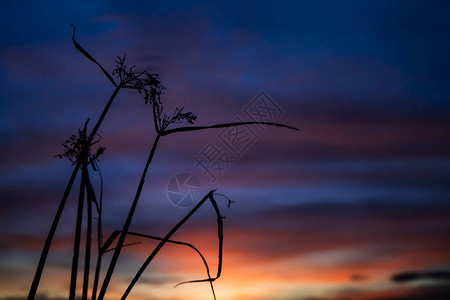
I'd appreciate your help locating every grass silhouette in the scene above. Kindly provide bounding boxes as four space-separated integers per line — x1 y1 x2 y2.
27 26 298 300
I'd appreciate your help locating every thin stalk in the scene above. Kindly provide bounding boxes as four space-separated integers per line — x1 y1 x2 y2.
90 161 103 300
82 168 93 300
69 164 86 300
152 102 161 135
91 235 102 300
121 190 215 299
86 86 121 143
91 234 102 300
27 163 80 300
28 86 121 300
97 135 161 300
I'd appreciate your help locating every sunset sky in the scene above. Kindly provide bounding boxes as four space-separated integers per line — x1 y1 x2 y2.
1 1 450 299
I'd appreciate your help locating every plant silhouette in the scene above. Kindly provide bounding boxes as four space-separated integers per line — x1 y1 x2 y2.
27 26 298 300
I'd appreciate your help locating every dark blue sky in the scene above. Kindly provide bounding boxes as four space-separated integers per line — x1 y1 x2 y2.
1 1 450 299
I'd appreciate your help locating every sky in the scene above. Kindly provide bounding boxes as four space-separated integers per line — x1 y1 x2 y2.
1 0 450 299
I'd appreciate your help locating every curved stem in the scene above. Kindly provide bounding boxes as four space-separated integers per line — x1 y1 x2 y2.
121 190 216 299
174 193 223 291
161 121 299 136
70 25 117 87
102 230 216 299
